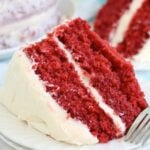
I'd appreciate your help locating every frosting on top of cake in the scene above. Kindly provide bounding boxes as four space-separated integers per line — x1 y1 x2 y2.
1 18 147 145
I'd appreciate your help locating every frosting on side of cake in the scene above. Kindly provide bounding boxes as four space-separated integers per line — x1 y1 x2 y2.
0 0 56 25
132 39 150 63
0 3 60 50
54 37 126 135
0 50 98 145
0 18 148 145
0 6 57 35
110 0 145 46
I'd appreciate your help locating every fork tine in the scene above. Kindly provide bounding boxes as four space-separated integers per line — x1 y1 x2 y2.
129 115 149 143
134 119 150 144
125 113 147 141
141 121 150 145
124 107 150 146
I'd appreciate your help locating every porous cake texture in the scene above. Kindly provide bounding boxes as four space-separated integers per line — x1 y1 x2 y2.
94 0 150 61
0 18 148 145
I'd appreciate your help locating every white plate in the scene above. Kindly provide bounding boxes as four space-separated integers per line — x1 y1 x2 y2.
0 0 75 61
0 80 150 150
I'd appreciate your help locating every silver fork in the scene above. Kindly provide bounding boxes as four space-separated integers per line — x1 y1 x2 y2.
125 106 150 146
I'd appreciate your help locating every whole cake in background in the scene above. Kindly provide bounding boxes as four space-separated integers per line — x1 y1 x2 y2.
0 0 64 50
0 18 148 145
94 0 150 63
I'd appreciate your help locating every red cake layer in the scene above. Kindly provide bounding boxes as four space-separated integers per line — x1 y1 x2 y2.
94 0 132 40
117 0 150 58
24 36 119 142
54 18 148 130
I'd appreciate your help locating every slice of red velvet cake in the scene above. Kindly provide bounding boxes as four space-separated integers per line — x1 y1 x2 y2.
94 0 150 62
0 18 148 145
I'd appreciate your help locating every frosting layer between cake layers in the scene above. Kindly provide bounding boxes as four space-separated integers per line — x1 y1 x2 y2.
54 18 147 130
110 0 144 46
116 0 150 59
54 37 126 135
0 18 147 145
0 36 125 145
94 0 132 41
94 0 150 60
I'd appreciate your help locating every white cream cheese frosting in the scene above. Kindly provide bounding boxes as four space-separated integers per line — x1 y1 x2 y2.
0 7 59 50
0 0 60 50
0 50 98 145
0 0 75 50
0 0 56 25
110 0 145 46
0 20 127 145
0 37 126 145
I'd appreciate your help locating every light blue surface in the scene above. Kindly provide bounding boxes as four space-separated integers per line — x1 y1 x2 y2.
75 0 105 20
98 0 106 4
136 71 150 81
0 60 9 86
